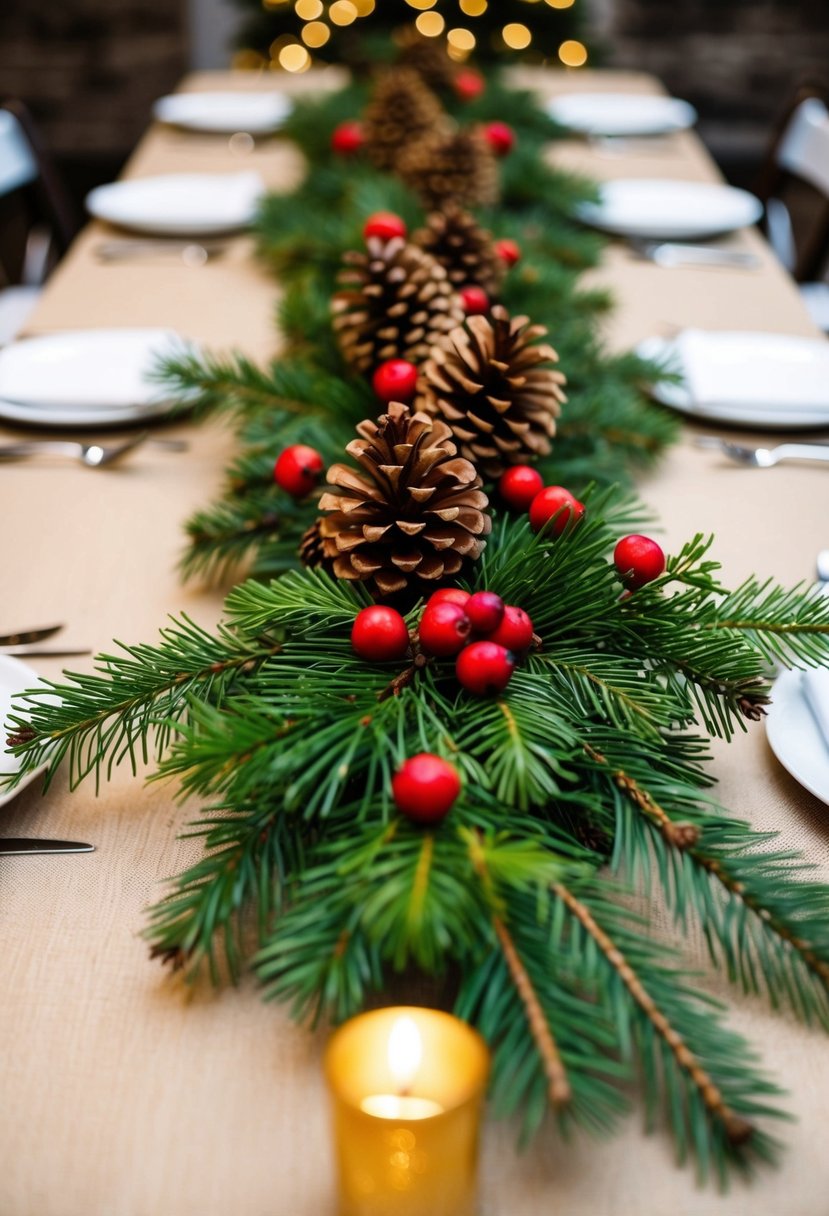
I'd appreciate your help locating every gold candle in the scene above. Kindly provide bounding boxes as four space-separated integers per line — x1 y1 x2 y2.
324 1006 490 1216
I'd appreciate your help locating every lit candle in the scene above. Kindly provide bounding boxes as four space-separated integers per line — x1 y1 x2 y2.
324 1006 490 1216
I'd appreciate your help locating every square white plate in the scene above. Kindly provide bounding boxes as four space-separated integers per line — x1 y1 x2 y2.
576 179 762 241
636 331 829 428
86 172 265 237
153 91 292 135
547 93 697 137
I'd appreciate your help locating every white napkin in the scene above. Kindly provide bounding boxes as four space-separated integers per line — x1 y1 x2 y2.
803 668 829 749
676 329 829 417
87 171 265 231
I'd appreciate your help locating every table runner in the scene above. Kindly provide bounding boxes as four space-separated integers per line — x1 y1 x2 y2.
1 68 827 1216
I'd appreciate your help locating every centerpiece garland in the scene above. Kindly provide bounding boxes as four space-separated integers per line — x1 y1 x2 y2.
7 48 829 1187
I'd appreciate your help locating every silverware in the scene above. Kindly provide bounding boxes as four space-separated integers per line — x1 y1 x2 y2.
0 431 150 468
0 625 63 646
587 134 677 154
628 238 761 269
0 646 91 657
697 437 829 467
0 838 94 856
95 239 228 266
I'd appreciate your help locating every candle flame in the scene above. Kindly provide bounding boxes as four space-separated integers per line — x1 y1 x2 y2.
388 1016 422 1092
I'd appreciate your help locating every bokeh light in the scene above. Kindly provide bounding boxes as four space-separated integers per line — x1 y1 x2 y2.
459 0 488 13
447 27 476 53
294 0 322 17
302 20 331 45
502 23 532 49
279 42 311 69
558 38 588 65
415 11 445 35
329 1 358 25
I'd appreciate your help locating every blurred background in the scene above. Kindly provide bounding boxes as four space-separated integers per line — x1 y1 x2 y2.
2 0 829 208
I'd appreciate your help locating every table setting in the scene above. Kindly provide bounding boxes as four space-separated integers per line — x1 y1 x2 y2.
2 40 829 1216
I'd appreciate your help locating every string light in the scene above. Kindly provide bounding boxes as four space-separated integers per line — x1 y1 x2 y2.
302 19 331 45
415 11 444 35
558 38 587 65
447 26 476 53
459 0 487 13
279 42 311 69
329 0 358 24
352 0 375 12
546 0 575 7
502 22 532 49
405 0 437 9
294 0 322 16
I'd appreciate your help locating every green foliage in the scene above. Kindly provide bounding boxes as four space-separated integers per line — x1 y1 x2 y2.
6 502 829 1180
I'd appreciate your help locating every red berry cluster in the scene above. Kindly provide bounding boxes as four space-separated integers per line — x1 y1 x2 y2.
420 588 533 696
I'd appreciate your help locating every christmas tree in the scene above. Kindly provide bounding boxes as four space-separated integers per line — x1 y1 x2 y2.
234 0 589 73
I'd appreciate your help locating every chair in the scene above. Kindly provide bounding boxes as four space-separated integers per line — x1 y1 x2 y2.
756 86 829 331
0 100 77 344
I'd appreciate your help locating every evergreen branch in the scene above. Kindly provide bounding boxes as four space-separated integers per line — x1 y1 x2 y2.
553 881 753 1148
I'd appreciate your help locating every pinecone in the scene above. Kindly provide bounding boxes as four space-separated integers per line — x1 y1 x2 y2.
397 129 500 212
412 205 506 298
362 68 448 173
332 236 464 375
298 519 326 569
317 402 491 597
419 306 567 479
394 29 457 95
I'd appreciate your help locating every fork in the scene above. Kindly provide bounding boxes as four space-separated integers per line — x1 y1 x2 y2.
0 431 151 468
697 437 829 467
628 238 760 269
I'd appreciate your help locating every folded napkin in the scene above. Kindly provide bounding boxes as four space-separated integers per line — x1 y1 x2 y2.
676 329 829 417
803 667 829 749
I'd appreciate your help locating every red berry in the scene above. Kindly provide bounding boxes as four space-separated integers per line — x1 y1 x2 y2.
613 535 666 590
363 211 407 242
488 605 534 652
428 588 471 609
331 121 364 156
495 238 521 267
456 641 514 696
498 465 543 511
465 591 505 635
351 605 410 662
419 601 471 657
372 359 419 404
460 285 490 315
273 444 324 498
392 753 461 825
454 69 485 102
529 485 585 536
484 121 515 157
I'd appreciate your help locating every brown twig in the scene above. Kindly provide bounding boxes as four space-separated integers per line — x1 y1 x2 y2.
376 651 428 702
553 882 753 1147
583 743 699 849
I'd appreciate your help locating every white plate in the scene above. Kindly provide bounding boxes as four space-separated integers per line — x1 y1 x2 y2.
636 331 829 428
153 91 292 135
547 93 697 137
86 171 265 236
0 328 186 429
767 669 829 806
576 179 763 240
0 655 50 809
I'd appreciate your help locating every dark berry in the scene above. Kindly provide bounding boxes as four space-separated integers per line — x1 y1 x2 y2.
363 211 407 241
428 588 471 609
614 535 666 590
488 605 533 652
495 238 521 267
392 753 461 824
466 591 505 635
456 641 514 696
498 465 543 511
419 601 471 657
331 121 364 156
273 444 324 498
460 285 490 316
529 485 585 536
372 359 418 404
351 605 410 662
484 121 515 156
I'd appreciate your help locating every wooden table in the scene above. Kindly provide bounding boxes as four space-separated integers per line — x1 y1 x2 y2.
2 68 828 1216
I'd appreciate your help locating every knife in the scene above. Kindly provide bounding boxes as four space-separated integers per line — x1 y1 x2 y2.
0 647 92 658
0 838 95 855
0 625 64 647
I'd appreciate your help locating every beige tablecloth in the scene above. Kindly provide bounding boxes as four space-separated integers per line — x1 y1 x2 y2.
2 68 829 1216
